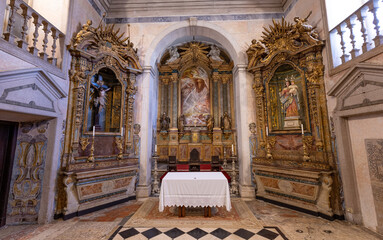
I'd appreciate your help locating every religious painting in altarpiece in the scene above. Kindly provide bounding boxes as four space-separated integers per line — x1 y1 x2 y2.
180 66 211 126
156 42 236 162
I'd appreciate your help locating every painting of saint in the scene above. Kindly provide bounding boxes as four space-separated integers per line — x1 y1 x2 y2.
279 76 300 118
180 67 210 125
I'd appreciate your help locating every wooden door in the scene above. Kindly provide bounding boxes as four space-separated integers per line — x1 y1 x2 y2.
0 121 18 227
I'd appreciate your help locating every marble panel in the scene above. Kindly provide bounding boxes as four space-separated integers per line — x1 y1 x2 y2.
366 139 383 233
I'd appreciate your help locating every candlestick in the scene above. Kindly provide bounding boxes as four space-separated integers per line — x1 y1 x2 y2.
266 126 268 136
93 126 95 137
301 124 304 135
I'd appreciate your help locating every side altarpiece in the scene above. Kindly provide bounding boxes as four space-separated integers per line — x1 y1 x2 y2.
56 21 142 219
247 15 343 218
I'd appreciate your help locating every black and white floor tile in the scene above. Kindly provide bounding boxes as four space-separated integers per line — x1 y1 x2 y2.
109 226 288 239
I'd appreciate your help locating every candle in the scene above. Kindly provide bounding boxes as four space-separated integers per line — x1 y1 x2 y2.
266 126 269 136
121 127 124 137
155 145 157 152
301 124 304 135
93 126 95 137
232 144 234 153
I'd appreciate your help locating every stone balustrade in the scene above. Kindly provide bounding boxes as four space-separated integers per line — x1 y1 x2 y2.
329 0 383 68
3 0 65 68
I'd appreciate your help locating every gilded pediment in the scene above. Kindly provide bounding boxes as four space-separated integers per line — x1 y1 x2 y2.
69 20 142 72
246 12 323 70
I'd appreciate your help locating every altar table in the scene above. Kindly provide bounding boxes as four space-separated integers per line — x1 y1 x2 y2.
159 172 231 216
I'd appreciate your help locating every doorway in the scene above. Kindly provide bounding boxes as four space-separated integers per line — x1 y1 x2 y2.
0 121 18 227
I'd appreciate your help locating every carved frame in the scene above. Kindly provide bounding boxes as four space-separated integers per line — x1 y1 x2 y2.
247 16 342 217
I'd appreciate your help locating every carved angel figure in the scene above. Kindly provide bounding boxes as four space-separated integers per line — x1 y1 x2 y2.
166 46 180 64
290 11 320 45
160 112 171 131
178 114 185 132
246 39 266 67
207 45 223 62
74 20 95 46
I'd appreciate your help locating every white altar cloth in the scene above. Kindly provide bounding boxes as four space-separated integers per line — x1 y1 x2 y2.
159 172 231 212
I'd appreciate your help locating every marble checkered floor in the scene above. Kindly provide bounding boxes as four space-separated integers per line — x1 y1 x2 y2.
110 226 287 240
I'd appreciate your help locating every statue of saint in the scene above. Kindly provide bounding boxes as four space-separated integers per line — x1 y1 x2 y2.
166 46 180 64
207 45 223 62
206 114 214 131
279 76 300 118
220 111 232 131
160 112 170 131
178 114 185 132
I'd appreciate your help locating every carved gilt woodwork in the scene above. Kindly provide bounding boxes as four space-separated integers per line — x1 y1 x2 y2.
57 20 141 218
156 42 236 161
247 14 342 217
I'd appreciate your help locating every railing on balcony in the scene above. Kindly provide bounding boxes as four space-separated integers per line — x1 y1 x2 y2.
2 0 65 68
329 0 383 68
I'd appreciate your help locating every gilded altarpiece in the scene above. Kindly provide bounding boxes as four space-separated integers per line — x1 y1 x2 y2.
247 16 342 218
56 21 142 219
156 42 236 163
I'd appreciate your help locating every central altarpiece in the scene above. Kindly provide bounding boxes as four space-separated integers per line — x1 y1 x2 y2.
156 42 236 162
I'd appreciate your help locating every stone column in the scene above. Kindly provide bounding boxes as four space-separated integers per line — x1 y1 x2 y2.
233 64 255 199
213 77 219 125
136 66 157 199
172 80 178 128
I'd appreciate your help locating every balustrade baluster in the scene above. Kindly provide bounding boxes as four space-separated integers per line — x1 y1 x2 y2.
3 0 19 44
48 28 58 66
39 21 51 61
369 0 383 46
17 4 31 50
346 17 359 59
29 13 41 56
336 24 350 64
356 9 369 54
